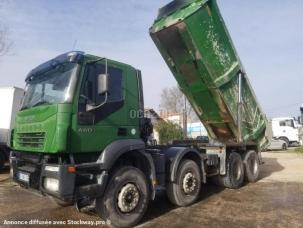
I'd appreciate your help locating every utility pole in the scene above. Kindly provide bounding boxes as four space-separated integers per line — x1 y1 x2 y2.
237 72 243 142
183 95 187 138
300 104 303 124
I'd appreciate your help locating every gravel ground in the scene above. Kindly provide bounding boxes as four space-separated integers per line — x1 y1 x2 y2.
0 151 303 228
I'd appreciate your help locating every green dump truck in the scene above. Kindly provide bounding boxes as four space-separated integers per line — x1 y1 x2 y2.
10 0 268 227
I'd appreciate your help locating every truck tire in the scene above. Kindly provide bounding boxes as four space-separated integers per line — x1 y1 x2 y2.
0 152 5 170
216 152 244 189
51 197 73 207
96 166 149 228
243 151 260 183
167 159 201 207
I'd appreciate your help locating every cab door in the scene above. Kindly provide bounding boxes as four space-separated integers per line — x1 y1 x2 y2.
70 62 127 152
279 119 298 143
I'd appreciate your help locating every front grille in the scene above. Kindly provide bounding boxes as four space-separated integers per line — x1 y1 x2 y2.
16 132 46 149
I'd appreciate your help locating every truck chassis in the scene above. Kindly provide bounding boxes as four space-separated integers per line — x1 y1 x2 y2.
11 139 260 227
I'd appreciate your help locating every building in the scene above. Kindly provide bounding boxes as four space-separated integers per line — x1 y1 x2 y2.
187 122 208 139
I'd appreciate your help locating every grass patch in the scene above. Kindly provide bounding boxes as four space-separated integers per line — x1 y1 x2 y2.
295 147 303 153
294 147 303 154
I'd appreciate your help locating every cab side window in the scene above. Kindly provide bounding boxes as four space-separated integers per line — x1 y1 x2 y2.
82 64 123 106
279 120 294 128
78 63 124 121
279 121 286 127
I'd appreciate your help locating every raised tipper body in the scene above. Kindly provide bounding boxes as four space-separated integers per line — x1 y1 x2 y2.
150 0 268 149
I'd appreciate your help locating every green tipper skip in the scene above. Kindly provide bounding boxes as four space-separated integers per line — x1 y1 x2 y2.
10 1 269 227
150 0 268 148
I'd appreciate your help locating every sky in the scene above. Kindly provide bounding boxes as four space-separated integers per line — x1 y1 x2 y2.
0 0 302 118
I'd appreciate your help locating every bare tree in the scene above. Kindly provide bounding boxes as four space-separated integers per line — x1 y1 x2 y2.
159 87 199 122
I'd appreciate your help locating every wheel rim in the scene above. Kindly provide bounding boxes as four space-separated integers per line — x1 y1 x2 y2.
182 172 197 194
232 161 242 181
117 183 140 213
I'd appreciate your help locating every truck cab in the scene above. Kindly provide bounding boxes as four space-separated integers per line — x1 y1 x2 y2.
271 117 300 146
10 52 155 220
12 52 145 154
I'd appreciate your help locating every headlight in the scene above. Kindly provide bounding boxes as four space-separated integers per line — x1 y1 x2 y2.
44 178 59 192
45 166 59 172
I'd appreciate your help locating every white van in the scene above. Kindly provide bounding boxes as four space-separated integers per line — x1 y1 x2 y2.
0 87 24 169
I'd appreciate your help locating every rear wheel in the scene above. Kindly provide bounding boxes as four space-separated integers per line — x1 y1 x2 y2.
96 166 149 228
216 152 244 189
167 159 201 207
243 151 260 182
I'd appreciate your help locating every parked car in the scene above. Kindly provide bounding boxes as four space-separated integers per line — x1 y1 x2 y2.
267 138 288 151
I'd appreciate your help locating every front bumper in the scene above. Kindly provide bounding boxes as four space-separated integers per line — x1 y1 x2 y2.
10 151 108 202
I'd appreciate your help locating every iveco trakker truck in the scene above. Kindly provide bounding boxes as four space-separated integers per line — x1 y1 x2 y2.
10 0 268 227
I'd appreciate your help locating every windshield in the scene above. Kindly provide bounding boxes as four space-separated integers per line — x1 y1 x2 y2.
22 62 79 110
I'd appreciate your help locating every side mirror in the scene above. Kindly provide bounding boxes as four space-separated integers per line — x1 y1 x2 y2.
97 74 109 95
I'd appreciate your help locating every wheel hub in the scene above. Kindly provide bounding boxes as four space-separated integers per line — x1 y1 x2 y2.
182 172 197 194
117 183 140 213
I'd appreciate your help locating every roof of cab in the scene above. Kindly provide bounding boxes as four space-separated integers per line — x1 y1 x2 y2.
26 51 139 82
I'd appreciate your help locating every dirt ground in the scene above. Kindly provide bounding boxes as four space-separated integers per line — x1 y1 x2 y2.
0 151 303 228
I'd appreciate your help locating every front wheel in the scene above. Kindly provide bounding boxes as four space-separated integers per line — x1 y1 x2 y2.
167 159 201 207
96 166 149 228
51 197 73 207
